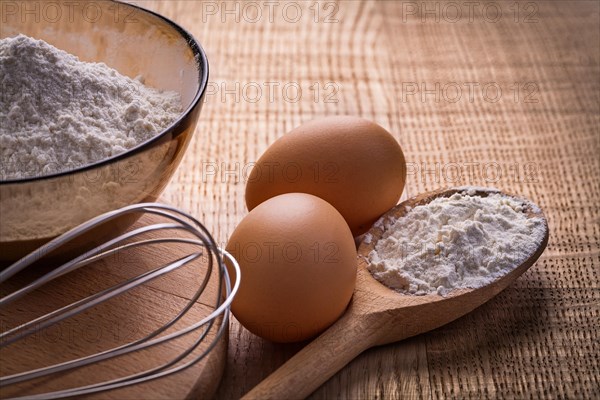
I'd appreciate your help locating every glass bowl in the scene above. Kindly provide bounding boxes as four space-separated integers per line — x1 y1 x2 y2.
0 0 209 261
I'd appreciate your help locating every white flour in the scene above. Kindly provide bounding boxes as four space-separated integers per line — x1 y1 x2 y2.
368 188 546 296
0 34 182 180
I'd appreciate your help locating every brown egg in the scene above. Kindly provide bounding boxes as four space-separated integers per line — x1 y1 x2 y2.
245 116 407 236
225 193 357 343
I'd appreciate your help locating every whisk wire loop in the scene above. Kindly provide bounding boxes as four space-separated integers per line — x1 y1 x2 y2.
0 203 240 400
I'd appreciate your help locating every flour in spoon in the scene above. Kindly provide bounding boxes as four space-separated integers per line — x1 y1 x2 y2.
0 34 182 180
367 188 546 296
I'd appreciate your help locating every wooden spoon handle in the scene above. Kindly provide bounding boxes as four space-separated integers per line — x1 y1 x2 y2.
242 311 379 399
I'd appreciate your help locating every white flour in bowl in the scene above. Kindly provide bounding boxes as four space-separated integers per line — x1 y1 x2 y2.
367 188 546 296
0 34 182 180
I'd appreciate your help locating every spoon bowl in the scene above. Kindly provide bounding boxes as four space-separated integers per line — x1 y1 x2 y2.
244 187 549 399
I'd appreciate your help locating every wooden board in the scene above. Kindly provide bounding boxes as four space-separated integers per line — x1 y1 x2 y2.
0 212 228 399
129 1 598 398
3 0 598 399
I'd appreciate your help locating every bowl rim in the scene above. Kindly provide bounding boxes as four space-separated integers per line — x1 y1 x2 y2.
0 0 209 185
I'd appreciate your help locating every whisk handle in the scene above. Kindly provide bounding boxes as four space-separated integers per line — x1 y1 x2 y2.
242 309 380 400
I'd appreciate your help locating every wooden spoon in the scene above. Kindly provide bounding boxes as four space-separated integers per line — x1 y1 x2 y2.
243 187 549 399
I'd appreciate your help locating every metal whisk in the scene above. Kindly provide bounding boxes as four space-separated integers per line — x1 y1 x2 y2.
0 203 240 400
